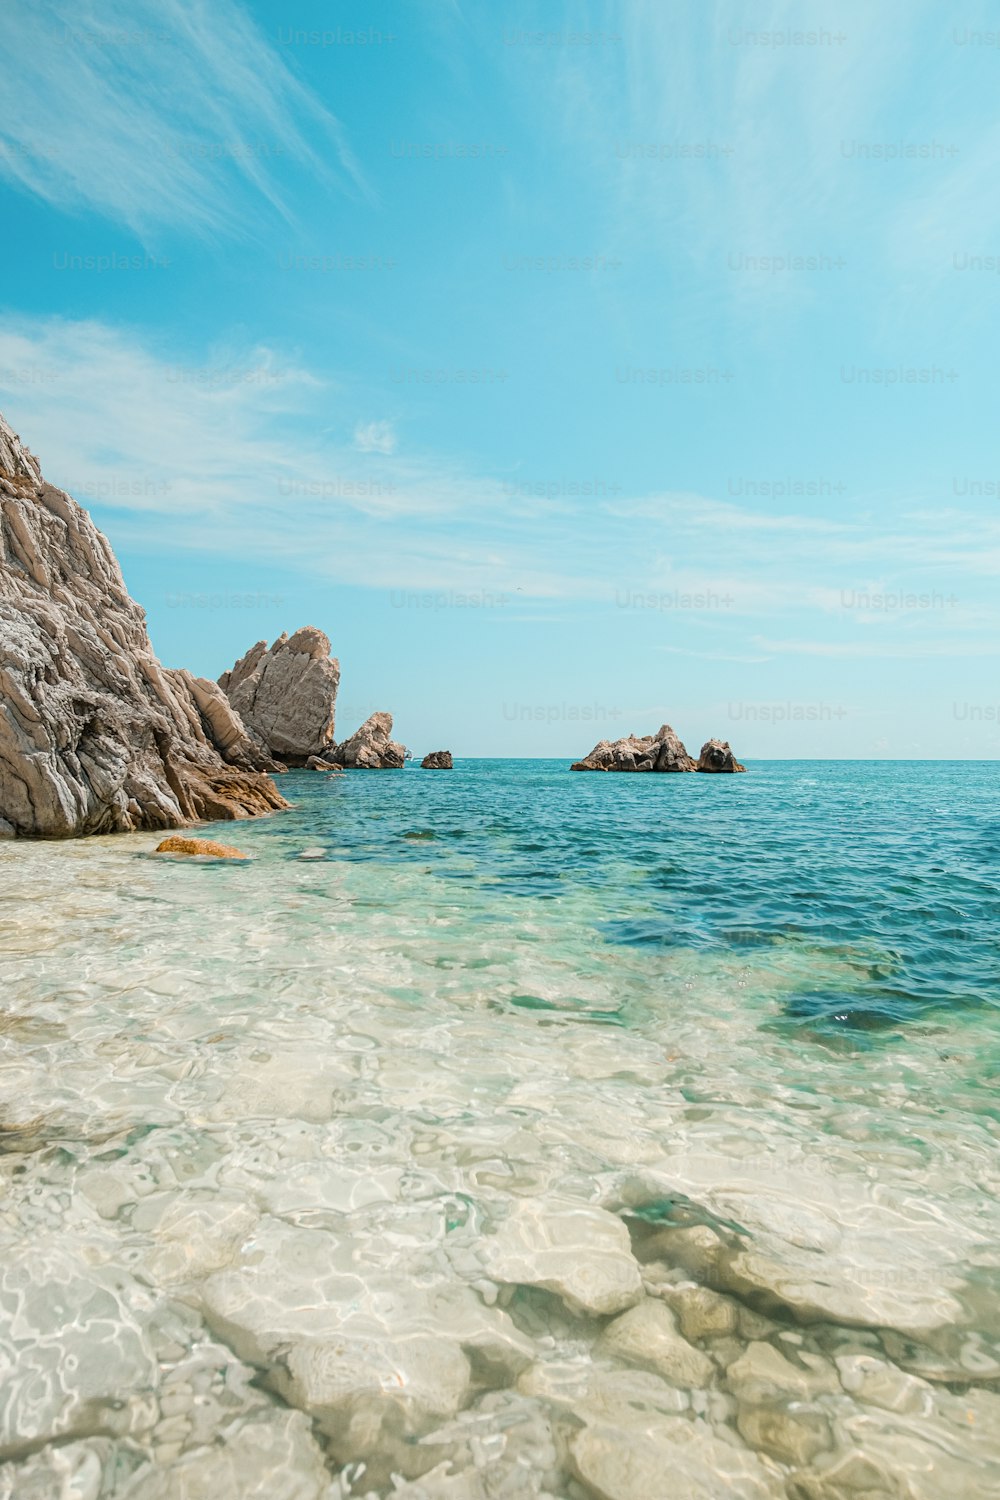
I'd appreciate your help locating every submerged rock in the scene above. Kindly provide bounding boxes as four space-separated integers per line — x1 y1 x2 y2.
219 628 340 766
331 710 407 769
198 1216 531 1476
568 1414 774 1500
595 1299 715 1388
154 837 250 860
736 1403 834 1468
0 1240 159 1461
620 1170 969 1337
0 410 286 836
697 738 747 773
128 1409 332 1500
480 1200 643 1317
421 750 453 769
726 1340 839 1406
571 723 696 773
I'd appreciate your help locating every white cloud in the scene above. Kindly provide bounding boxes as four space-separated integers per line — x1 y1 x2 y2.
0 0 367 236
354 420 398 456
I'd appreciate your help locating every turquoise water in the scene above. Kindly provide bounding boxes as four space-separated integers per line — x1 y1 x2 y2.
276 758 1000 1034
0 760 999 1497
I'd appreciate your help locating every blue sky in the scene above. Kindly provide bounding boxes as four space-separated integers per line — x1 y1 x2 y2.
2 0 999 758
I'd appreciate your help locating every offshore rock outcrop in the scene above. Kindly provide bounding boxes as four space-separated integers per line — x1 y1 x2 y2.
697 738 747 773
218 629 340 766
421 750 453 769
331 711 407 769
571 724 698 773
0 411 287 837
572 724 746 773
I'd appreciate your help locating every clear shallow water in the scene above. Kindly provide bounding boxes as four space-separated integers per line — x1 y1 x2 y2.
0 760 999 1497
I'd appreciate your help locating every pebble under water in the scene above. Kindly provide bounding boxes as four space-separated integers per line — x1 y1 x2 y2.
0 759 999 1498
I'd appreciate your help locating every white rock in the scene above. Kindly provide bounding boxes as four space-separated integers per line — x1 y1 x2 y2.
128 1408 331 1499
480 1201 642 1317
132 1193 259 1284
0 1242 158 1459
569 1416 774 1499
199 1218 530 1464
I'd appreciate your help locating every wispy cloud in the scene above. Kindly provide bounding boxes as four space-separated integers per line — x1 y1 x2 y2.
1 314 995 656
0 0 367 237
354 420 398 455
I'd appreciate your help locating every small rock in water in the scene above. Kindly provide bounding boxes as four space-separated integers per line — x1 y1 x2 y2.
569 1415 774 1500
297 848 326 861
736 1403 834 1467
726 1340 839 1405
834 1353 931 1415
480 1200 643 1317
421 750 453 769
697 738 747 773
304 756 340 772
595 1300 715 1389
154 837 251 860
655 1282 739 1342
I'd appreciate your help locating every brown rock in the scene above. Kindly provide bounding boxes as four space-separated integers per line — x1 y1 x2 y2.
154 837 250 859
331 711 407 769
0 410 287 837
697 739 747 773
572 724 696 773
219 628 340 765
421 750 453 769
304 756 341 772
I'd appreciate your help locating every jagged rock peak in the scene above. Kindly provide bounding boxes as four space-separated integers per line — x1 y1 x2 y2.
219 627 340 765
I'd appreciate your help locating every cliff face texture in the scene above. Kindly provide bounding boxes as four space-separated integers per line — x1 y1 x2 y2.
0 411 287 837
219 628 340 765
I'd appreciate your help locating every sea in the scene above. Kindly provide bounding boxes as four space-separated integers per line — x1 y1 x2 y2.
0 760 998 1498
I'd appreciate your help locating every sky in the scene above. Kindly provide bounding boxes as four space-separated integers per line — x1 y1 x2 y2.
1 0 999 759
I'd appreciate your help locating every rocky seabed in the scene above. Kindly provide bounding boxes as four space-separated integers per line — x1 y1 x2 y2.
0 829 998 1500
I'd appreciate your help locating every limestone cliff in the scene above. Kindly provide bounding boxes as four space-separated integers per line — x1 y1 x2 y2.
0 411 287 837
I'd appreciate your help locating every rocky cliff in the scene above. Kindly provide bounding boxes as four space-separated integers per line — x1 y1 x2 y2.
0 411 287 837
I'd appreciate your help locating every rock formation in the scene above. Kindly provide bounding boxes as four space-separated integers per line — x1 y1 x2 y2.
571 724 697 773
421 750 453 769
572 724 746 773
331 711 407 769
697 738 747 773
218 629 340 766
154 836 250 859
0 411 287 837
